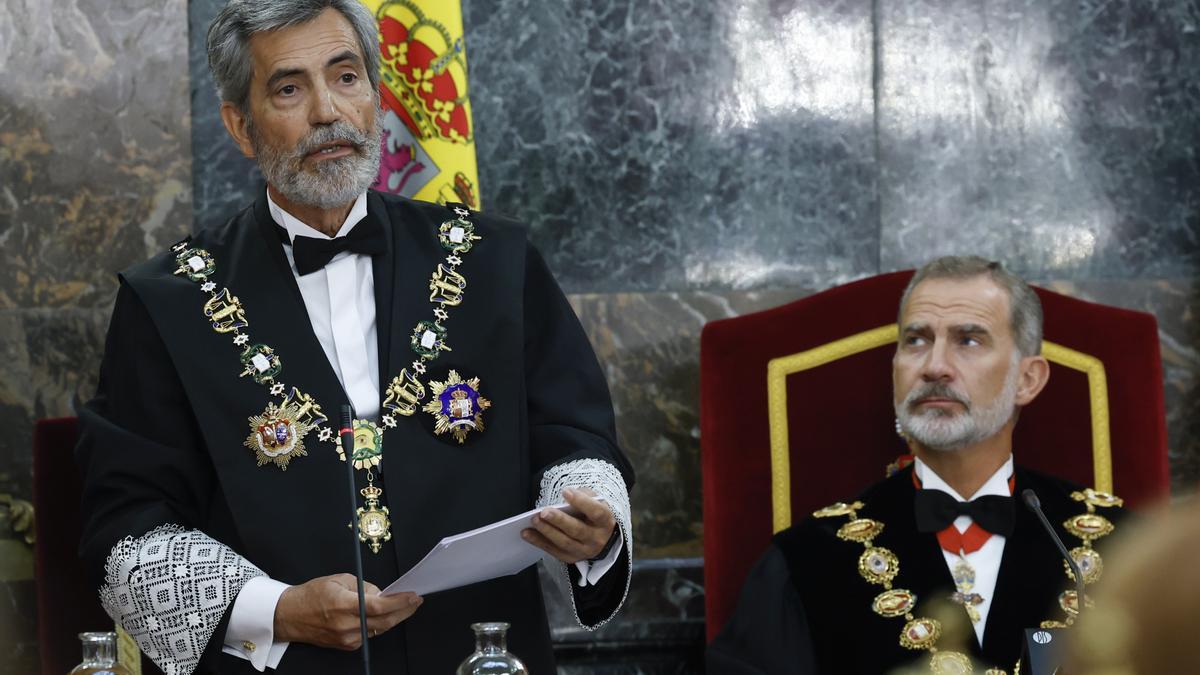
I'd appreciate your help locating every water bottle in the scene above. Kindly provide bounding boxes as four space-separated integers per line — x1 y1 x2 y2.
455 622 528 675
68 632 132 675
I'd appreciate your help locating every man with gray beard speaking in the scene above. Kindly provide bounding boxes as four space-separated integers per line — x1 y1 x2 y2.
708 257 1125 675
74 1 634 673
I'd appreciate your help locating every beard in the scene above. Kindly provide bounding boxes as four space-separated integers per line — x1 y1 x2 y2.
249 109 382 210
895 355 1020 451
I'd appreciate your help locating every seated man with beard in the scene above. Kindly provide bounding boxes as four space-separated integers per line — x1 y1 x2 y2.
707 256 1124 675
75 1 634 673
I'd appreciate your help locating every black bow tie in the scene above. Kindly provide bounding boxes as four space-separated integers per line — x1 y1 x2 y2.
288 218 386 275
914 490 1015 537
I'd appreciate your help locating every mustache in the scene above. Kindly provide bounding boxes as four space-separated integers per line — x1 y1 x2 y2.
293 121 371 158
904 382 970 410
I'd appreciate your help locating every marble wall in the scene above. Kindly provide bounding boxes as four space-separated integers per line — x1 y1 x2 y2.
2 0 1197 671
0 0 193 671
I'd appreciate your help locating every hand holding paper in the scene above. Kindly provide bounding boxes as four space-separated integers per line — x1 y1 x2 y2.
380 490 616 598
522 488 616 564
275 574 421 649
381 503 574 597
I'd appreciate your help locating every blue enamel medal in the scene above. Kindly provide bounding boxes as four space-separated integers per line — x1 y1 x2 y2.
423 369 491 444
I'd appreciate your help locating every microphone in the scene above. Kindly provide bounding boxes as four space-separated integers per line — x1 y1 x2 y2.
1021 488 1084 675
341 405 372 675
1021 489 1085 612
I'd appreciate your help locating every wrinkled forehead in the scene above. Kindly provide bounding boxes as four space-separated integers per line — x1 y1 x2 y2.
246 8 363 82
900 276 1013 336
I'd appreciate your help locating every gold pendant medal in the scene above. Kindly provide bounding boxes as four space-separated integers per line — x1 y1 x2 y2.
929 650 973 674
355 485 392 554
335 419 392 552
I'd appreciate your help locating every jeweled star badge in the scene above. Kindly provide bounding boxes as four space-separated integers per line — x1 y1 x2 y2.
423 370 491 444
244 401 312 470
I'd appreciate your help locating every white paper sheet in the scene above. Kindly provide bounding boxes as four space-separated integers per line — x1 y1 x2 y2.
380 503 575 597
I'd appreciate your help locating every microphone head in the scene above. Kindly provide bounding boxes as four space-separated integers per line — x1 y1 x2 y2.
1021 488 1041 510
340 404 354 429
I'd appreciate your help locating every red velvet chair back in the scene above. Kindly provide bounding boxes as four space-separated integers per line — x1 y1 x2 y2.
34 416 112 675
700 271 1169 641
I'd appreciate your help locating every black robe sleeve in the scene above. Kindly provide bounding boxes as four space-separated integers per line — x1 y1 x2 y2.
707 544 818 675
75 281 238 672
521 243 635 627
522 243 632 478
77 283 214 571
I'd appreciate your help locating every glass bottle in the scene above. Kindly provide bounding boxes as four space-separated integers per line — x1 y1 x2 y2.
455 622 529 675
68 632 132 675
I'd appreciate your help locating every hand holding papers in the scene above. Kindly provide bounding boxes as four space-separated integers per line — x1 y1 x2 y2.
381 503 575 597
521 488 617 565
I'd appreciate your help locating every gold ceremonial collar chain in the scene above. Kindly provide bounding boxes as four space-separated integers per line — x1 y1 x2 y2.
170 204 487 553
812 487 1122 675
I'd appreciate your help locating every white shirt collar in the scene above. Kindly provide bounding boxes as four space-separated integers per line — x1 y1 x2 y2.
266 189 369 244
914 455 1014 501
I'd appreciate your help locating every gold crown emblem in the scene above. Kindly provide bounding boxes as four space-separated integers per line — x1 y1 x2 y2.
377 1 472 144
361 485 384 501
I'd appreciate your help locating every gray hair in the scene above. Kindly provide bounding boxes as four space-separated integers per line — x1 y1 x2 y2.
206 0 381 113
898 256 1044 356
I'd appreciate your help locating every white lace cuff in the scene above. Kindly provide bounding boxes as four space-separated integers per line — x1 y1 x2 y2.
99 524 265 675
537 457 633 629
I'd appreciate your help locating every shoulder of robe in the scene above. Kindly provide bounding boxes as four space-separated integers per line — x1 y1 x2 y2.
770 467 931 598
369 190 530 244
775 465 916 551
120 205 250 285
1013 465 1127 513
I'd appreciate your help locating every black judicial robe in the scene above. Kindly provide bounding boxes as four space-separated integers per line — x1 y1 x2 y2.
76 190 634 674
708 465 1123 674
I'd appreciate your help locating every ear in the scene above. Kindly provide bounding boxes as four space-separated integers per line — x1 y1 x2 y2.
220 101 256 159
1014 354 1050 406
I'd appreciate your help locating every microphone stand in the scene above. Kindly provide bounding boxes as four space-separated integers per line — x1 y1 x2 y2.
1021 488 1083 675
341 405 372 675
1022 489 1085 610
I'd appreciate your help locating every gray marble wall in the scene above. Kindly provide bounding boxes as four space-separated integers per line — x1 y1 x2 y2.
0 0 193 671
2 0 1198 671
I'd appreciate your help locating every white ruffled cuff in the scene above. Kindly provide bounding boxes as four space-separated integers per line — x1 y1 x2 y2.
537 458 633 629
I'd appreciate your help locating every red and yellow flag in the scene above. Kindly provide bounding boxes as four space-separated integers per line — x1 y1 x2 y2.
363 0 480 209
